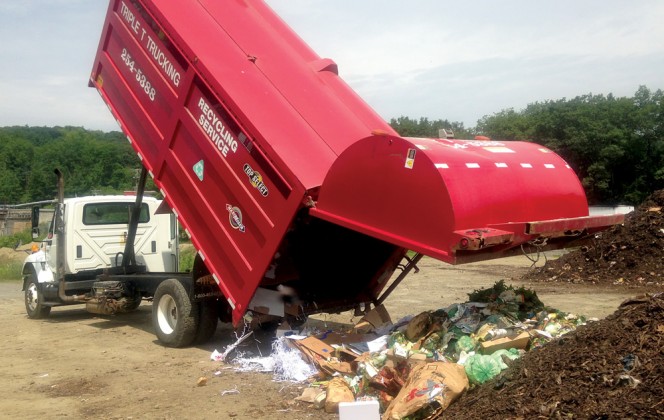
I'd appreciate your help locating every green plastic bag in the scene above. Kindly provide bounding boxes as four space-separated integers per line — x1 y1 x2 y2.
490 348 520 369
464 354 502 384
455 335 475 354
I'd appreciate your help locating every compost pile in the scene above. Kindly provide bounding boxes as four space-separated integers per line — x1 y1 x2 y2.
441 293 664 419
439 191 664 419
525 190 664 287
241 284 663 419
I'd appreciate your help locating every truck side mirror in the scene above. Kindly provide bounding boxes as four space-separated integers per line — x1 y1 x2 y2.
31 206 40 239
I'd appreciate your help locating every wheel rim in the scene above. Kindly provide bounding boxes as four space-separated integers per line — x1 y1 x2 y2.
157 294 177 335
26 283 39 312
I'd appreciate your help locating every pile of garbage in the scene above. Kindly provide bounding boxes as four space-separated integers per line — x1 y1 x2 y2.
443 292 664 418
216 281 593 419
525 189 664 286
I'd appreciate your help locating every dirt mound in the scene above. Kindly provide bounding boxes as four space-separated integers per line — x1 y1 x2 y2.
441 293 664 419
525 190 664 287
0 246 33 264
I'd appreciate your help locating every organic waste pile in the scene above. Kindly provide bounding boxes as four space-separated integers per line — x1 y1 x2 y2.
435 191 664 419
219 281 624 419
441 292 664 419
525 190 664 287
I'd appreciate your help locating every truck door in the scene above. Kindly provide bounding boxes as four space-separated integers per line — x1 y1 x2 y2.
147 202 179 272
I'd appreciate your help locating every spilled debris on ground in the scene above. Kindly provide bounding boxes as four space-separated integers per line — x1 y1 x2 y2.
210 280 642 419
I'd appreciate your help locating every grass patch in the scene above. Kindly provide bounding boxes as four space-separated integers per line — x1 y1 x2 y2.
0 260 23 281
179 244 196 272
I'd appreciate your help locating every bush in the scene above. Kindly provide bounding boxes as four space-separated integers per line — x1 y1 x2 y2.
179 244 196 272
0 229 33 249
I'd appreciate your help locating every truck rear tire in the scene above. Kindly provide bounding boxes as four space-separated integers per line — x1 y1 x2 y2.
153 279 199 347
194 300 218 344
24 275 51 319
124 291 143 312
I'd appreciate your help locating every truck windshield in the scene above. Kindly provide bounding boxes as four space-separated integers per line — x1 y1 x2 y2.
83 203 150 225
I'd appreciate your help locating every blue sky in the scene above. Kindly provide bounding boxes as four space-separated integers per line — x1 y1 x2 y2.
1 0 662 132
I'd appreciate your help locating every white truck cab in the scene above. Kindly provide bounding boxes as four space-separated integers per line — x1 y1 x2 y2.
22 192 179 320
24 195 177 284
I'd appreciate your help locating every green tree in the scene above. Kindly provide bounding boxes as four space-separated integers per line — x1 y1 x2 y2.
475 87 664 205
0 126 141 203
389 116 474 139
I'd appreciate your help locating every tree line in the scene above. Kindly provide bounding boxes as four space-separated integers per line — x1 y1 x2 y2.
390 86 663 205
1 85 662 206
0 126 141 204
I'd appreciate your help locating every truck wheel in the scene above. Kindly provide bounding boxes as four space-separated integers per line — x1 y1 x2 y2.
152 279 199 347
24 275 51 319
194 300 218 344
124 291 143 312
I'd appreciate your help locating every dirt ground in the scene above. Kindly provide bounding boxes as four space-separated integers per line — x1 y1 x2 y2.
2 190 664 419
0 251 653 420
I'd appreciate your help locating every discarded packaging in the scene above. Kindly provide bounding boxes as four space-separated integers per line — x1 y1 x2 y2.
325 377 355 413
295 387 325 404
232 336 318 382
382 361 469 420
339 400 380 420
354 304 393 334
479 331 531 353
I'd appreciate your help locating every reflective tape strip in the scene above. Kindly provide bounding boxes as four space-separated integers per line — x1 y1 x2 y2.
520 163 533 168
544 164 555 169
495 162 508 168
435 163 449 169
466 163 480 168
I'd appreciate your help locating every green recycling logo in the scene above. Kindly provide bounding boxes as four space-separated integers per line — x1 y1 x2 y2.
193 160 204 181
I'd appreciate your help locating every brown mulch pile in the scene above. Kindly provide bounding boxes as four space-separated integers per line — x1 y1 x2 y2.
441 293 664 419
524 190 664 287
437 191 664 419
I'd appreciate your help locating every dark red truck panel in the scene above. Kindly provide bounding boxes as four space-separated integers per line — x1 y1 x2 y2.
91 0 622 324
90 0 398 323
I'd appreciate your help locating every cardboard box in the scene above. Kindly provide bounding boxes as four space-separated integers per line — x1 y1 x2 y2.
353 304 392 333
339 400 380 420
479 331 530 353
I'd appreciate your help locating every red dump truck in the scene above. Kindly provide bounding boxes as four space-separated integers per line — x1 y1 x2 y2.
25 0 623 347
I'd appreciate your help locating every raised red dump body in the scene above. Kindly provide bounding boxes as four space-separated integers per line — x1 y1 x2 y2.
90 0 622 324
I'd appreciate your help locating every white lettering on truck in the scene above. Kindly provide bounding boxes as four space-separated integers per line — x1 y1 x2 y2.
145 35 181 87
120 1 141 35
119 1 181 89
197 97 239 158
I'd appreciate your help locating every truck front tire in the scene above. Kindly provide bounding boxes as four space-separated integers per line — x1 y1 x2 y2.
24 274 51 319
153 279 199 347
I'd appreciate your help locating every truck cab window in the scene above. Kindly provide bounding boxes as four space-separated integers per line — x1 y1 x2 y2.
83 203 150 225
